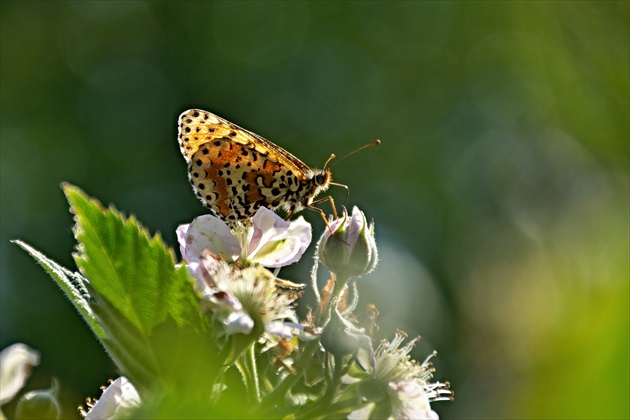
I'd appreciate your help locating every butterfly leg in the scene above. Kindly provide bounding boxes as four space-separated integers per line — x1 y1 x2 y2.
310 195 339 219
307 202 351 245
329 182 350 208
308 195 343 235
306 204 335 234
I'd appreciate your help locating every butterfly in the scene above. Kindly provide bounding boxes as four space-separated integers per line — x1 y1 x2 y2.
178 109 341 223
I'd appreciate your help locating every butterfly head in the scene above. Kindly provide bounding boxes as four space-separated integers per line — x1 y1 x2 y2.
311 168 332 193
315 168 331 186
312 152 338 191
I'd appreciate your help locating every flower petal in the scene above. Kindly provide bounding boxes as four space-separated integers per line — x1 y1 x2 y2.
223 311 255 335
265 321 303 340
247 207 290 257
175 223 190 261
181 215 241 262
84 377 140 420
0 343 40 404
286 217 313 260
347 206 365 248
388 381 439 420
201 289 244 314
247 208 312 267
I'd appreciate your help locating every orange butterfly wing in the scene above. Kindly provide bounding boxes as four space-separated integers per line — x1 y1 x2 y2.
178 109 326 221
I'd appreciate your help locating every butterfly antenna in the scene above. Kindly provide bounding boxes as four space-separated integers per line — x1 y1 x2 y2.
323 153 337 169
329 140 381 168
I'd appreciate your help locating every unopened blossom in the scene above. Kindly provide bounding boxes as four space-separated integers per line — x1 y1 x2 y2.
177 206 312 269
318 206 378 281
15 380 61 420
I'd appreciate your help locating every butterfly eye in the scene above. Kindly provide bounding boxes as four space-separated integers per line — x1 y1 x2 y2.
315 173 327 185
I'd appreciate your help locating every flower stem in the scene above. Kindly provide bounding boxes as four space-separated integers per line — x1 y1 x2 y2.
319 274 350 325
245 344 261 402
234 345 261 403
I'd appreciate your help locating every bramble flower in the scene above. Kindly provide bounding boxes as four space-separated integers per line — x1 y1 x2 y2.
80 377 141 420
176 207 309 358
347 332 452 419
386 380 439 420
195 252 303 344
177 206 311 269
318 206 377 282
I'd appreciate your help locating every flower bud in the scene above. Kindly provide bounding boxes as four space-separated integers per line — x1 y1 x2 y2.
15 379 61 420
321 309 358 358
318 207 378 282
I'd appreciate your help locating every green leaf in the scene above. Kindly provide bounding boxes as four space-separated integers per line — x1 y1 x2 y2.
11 239 105 339
88 282 220 397
61 184 223 396
89 295 163 395
63 183 197 335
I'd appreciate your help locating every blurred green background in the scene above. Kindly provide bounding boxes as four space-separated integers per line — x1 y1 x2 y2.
1 1 628 418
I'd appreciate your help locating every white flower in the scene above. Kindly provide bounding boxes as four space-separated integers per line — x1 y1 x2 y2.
347 332 452 420
176 208 310 341
177 207 312 269
83 377 141 420
0 343 40 405
194 252 303 343
206 256 299 330
387 380 439 420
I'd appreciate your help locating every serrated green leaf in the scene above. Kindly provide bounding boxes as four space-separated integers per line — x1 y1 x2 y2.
63 184 198 335
11 239 105 339
58 185 223 395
